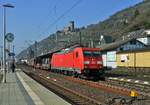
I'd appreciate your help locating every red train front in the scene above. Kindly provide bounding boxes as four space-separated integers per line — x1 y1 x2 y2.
51 47 104 78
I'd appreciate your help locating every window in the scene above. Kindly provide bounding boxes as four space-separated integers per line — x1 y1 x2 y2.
120 47 123 51
121 60 125 62
93 51 101 57
130 40 136 45
83 51 92 56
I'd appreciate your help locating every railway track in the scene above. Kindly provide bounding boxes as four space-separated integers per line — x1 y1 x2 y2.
21 66 104 105
64 74 150 103
105 77 150 97
65 77 132 96
19 65 150 105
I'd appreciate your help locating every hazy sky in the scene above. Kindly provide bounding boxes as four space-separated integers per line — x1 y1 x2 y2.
0 0 143 54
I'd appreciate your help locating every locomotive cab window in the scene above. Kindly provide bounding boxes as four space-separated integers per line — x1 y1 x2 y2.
93 51 101 57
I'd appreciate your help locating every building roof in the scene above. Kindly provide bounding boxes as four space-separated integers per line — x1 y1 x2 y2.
114 29 150 42
100 39 128 51
117 47 150 53
100 29 150 51
100 38 146 51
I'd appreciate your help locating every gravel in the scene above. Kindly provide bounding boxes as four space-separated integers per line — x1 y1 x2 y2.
20 65 150 105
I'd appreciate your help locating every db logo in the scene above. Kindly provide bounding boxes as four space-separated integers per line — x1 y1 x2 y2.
91 61 96 64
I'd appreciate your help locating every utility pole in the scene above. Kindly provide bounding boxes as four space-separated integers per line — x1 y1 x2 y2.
0 46 2 71
56 27 58 43
79 31 82 45
90 39 94 48
7 42 11 73
12 45 15 63
34 41 37 58
2 5 6 83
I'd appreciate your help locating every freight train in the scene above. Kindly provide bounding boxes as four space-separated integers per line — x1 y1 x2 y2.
31 46 104 79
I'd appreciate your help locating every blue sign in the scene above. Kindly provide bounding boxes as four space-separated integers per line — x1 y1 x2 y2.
8 52 15 56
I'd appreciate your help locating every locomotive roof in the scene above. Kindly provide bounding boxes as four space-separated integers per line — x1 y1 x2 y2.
55 47 101 54
82 47 101 51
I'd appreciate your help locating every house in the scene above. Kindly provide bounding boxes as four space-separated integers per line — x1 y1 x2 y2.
120 29 150 46
100 38 146 69
95 35 113 48
137 30 150 46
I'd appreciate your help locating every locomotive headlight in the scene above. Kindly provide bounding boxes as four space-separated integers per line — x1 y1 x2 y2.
84 65 87 68
97 61 102 64
84 61 90 64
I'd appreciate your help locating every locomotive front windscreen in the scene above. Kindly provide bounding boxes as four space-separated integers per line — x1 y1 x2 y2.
83 51 101 57
83 51 92 56
93 51 101 57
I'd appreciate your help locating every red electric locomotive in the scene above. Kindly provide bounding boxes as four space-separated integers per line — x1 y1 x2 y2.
51 47 104 78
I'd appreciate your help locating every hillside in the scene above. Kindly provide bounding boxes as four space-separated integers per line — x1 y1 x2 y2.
17 0 150 60
85 0 150 39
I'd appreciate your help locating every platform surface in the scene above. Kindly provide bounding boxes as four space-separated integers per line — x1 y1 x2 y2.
0 69 71 105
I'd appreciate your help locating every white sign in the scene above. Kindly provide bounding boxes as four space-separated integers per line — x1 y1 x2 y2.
107 51 116 61
121 54 128 62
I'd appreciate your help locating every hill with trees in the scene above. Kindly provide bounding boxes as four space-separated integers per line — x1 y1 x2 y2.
17 0 150 60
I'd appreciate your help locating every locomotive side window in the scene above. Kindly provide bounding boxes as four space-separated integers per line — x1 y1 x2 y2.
83 51 92 56
76 52 78 58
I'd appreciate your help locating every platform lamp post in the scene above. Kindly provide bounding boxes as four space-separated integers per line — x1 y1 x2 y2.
2 3 14 83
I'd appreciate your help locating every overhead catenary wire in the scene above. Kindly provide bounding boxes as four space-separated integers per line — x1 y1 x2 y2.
32 0 61 38
20 0 61 51
38 0 83 38
21 0 83 54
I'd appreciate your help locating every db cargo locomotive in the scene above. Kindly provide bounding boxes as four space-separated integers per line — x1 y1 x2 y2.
32 46 104 78
51 47 104 78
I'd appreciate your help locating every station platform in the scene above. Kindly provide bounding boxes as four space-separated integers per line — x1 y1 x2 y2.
0 69 71 105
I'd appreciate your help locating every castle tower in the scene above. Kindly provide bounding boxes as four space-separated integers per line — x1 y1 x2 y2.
69 21 74 32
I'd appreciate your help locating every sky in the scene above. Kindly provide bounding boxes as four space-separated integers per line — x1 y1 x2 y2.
0 0 143 55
